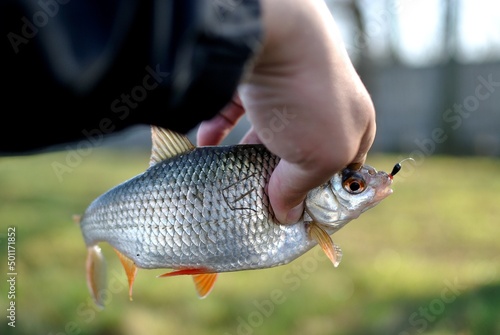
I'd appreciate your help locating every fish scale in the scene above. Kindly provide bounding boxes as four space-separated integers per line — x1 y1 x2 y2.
80 144 312 272
77 126 395 307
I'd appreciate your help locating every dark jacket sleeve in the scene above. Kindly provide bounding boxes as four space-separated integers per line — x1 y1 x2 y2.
0 0 262 154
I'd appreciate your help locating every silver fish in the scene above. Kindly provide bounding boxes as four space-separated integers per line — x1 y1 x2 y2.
76 126 395 308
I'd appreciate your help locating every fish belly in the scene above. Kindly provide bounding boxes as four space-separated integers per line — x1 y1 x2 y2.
80 145 315 272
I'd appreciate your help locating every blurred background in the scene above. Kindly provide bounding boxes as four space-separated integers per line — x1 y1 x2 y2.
1 0 499 334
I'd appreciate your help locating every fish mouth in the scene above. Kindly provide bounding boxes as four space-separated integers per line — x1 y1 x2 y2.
359 185 393 215
376 187 393 201
374 176 394 202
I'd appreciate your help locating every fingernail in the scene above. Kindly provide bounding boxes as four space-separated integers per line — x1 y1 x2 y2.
284 203 304 224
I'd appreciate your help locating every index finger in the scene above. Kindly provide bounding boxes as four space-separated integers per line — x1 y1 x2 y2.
196 96 245 146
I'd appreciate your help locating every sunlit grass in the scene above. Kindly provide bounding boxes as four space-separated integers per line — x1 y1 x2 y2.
0 150 499 335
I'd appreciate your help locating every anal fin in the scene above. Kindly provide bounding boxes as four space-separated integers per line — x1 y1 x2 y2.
308 222 343 267
113 248 138 301
158 268 218 299
192 273 218 299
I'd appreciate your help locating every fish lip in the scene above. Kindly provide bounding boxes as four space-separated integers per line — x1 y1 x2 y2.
375 187 393 202
374 175 394 201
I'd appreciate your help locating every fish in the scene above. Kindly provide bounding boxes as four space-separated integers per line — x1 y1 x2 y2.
76 125 397 308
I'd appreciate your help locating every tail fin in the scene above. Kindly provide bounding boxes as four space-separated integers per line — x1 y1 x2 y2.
86 246 107 309
72 214 82 224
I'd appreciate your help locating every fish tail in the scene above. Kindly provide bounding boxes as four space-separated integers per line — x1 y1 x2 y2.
86 245 107 309
72 214 82 224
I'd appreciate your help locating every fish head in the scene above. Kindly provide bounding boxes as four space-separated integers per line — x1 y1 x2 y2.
304 164 393 230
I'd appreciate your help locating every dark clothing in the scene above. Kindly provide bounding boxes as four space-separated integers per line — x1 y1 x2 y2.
0 0 262 154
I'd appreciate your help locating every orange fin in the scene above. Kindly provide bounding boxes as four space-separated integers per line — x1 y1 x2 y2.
192 273 218 299
86 246 107 309
113 248 138 301
158 268 208 277
158 268 218 299
308 222 343 267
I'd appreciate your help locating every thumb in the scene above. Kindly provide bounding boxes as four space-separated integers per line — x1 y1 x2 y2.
268 160 322 224
267 129 374 224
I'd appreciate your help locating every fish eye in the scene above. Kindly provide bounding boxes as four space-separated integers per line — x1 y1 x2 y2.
341 171 366 194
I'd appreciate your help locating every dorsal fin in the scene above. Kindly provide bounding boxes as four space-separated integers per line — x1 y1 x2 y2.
150 126 196 166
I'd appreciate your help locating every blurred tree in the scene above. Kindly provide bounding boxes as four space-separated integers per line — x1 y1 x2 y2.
346 0 372 82
438 0 460 154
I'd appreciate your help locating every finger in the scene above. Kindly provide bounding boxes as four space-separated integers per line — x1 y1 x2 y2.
349 117 376 167
196 96 245 146
268 160 322 224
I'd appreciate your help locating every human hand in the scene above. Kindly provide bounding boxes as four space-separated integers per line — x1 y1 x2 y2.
197 0 376 224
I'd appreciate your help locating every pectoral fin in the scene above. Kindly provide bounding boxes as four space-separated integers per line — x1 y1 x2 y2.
86 246 107 309
308 222 343 267
158 268 218 299
113 248 137 301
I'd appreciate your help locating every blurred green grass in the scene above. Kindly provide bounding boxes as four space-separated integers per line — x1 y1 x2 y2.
1 149 499 335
